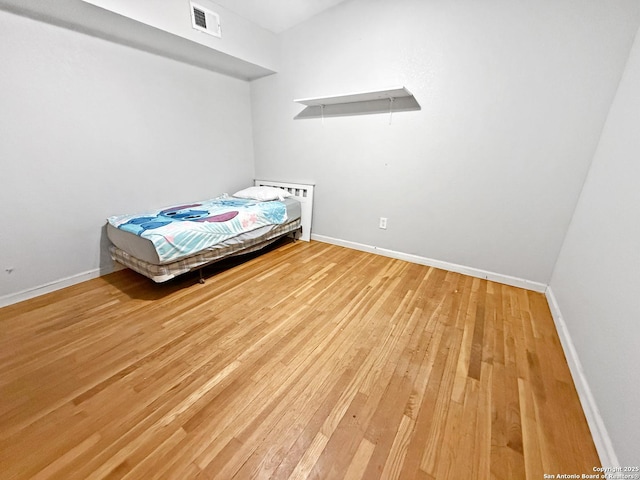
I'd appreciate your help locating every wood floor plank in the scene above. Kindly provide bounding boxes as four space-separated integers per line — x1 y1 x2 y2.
0 240 600 479
342 438 376 480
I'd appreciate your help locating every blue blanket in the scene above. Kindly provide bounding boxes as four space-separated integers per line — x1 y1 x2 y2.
108 196 287 263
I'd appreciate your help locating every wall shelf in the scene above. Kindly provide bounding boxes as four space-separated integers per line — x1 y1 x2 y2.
293 86 420 120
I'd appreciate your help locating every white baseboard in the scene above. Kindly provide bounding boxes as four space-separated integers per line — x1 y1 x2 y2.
311 234 547 293
0 264 123 308
545 287 619 468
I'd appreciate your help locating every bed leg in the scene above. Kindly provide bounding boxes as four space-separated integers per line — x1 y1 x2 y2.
293 227 302 243
198 269 205 284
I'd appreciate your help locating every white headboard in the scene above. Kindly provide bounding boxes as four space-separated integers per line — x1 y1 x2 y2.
254 179 314 241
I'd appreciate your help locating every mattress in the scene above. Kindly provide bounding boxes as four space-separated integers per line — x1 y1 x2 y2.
109 218 301 283
107 197 301 265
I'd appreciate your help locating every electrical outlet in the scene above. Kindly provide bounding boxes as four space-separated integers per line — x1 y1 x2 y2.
379 217 387 229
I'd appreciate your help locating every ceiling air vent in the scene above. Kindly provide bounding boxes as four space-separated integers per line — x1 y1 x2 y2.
190 2 221 38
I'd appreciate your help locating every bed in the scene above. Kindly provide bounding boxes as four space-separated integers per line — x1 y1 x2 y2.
107 180 314 283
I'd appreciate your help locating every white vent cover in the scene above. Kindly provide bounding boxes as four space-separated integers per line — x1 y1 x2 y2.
190 2 221 37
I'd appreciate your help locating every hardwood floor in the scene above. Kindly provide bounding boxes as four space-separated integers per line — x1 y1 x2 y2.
0 240 599 479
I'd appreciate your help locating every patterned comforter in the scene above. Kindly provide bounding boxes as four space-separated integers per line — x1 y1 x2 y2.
107 196 287 263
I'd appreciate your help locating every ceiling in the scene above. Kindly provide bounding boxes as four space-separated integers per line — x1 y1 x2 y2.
212 0 350 33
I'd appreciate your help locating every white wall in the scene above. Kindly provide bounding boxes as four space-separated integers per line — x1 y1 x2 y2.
0 10 255 302
548 26 640 467
250 0 640 285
